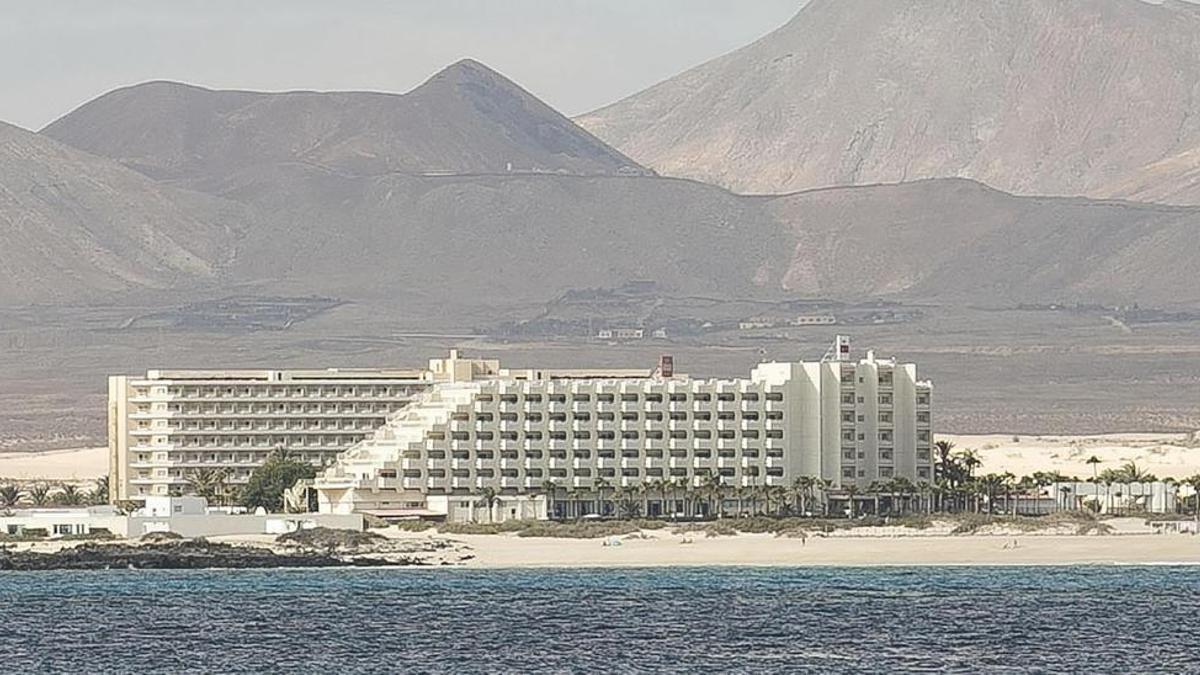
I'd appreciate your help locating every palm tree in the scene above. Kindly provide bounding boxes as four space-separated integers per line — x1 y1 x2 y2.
90 476 110 505
1184 474 1200 528
594 477 612 517
0 484 20 507
542 478 559 520
1086 456 1103 480
933 440 956 483
186 467 230 505
55 483 83 506
27 483 51 507
701 470 724 518
844 484 859 518
476 486 499 523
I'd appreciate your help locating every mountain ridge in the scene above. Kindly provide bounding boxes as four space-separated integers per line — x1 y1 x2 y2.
42 59 645 182
577 0 1200 202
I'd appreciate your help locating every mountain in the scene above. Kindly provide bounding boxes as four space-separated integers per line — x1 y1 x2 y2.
767 178 1200 306
577 0 1200 201
42 59 644 182
0 122 243 304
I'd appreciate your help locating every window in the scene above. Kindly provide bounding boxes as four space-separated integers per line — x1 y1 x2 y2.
476 412 494 422
646 394 663 403
573 412 592 422
526 431 543 441
695 393 712 402
598 431 615 440
669 412 688 421
597 394 615 403
621 412 640 421
477 431 494 441
549 394 567 403
718 430 735 439
526 394 543 403
500 412 519 422
526 412 543 422
766 430 783 439
766 393 783 402
573 394 592 403
598 412 615 421
622 431 640 440
669 393 688 402
621 394 639 403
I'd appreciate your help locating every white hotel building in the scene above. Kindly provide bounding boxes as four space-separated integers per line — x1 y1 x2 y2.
107 367 457 503
314 343 933 519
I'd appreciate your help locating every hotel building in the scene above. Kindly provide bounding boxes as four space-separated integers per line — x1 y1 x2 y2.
314 343 933 519
107 359 499 503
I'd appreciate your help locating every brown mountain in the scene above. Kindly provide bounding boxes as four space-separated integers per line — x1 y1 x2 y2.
0 122 243 304
42 59 644 181
767 178 1200 306
577 0 1200 202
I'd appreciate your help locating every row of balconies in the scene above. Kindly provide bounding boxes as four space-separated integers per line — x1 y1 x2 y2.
375 473 793 492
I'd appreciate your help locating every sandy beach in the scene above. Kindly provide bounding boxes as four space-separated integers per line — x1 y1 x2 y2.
433 526 1200 568
0 446 107 481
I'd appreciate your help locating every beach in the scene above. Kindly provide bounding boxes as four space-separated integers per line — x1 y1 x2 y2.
416 525 1200 568
0 446 107 481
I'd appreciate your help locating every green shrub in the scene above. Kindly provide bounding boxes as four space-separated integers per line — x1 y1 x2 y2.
391 519 437 532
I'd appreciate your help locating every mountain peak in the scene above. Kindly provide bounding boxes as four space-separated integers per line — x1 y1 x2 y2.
42 60 642 181
579 0 1200 202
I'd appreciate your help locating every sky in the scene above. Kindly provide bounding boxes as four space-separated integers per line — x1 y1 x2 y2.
0 0 804 131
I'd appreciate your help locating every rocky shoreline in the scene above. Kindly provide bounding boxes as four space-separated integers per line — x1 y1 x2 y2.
0 539 430 571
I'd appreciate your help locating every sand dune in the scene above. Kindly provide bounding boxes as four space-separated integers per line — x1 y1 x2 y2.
0 446 107 481
944 433 1200 480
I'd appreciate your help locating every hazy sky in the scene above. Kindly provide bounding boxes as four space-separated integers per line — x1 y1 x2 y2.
1 0 803 131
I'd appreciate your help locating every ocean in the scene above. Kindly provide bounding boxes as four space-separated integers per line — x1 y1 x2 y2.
1 566 1197 673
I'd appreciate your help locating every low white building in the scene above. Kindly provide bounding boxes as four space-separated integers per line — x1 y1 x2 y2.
0 497 362 539
1049 481 1178 514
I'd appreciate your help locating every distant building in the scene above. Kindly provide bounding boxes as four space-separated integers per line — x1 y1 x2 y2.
314 343 933 520
792 314 837 326
739 316 784 330
597 328 644 340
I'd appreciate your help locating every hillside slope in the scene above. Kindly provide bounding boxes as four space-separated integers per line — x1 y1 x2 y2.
578 0 1200 201
765 179 1200 306
0 122 243 304
42 59 644 181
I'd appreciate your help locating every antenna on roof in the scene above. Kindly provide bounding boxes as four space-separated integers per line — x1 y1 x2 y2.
823 335 852 362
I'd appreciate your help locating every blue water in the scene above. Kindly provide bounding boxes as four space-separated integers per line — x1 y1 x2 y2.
1 566 1198 673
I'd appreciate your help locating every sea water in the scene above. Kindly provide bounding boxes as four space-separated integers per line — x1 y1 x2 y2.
1 566 1198 673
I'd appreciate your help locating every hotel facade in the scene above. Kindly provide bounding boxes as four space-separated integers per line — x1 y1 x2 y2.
314 344 933 520
106 366 472 502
